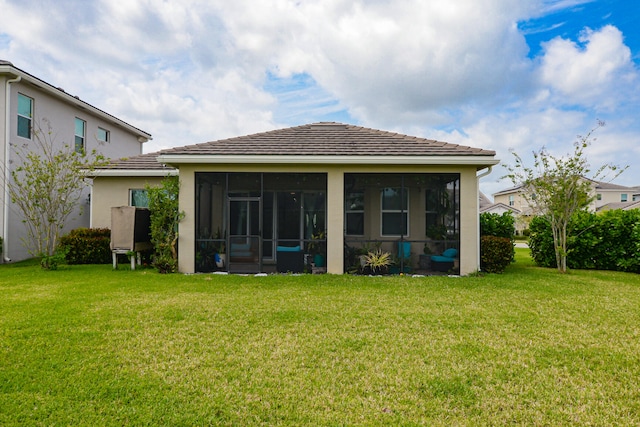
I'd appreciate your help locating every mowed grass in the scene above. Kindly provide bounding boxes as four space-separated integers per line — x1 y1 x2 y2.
1 250 640 426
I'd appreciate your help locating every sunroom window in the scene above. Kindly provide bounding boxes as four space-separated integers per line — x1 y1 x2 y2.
381 187 408 236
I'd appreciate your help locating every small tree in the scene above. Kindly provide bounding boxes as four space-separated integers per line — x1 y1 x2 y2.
3 118 106 268
503 121 625 273
146 176 184 273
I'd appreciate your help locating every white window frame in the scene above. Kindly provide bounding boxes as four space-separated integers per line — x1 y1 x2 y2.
97 127 110 144
621 193 628 202
380 187 409 237
345 190 365 236
17 93 33 139
75 117 86 153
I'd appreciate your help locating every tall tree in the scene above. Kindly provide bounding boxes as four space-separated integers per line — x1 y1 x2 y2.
4 118 106 268
504 121 625 273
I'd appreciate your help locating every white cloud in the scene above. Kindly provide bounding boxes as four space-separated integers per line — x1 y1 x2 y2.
0 0 638 190
538 25 638 108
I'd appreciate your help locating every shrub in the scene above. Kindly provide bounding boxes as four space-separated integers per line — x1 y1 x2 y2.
147 176 184 273
529 209 640 273
528 216 556 268
480 236 513 273
480 212 515 272
58 228 111 265
480 212 515 239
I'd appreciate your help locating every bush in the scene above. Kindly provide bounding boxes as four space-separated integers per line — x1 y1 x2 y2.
480 212 516 239
58 228 111 265
529 210 640 273
528 216 555 268
147 176 184 273
480 236 513 273
480 212 515 273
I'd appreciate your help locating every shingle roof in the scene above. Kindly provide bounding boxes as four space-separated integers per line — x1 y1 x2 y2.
99 152 175 171
160 122 496 157
98 122 497 174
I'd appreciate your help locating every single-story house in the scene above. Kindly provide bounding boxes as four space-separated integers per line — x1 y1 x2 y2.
92 122 498 275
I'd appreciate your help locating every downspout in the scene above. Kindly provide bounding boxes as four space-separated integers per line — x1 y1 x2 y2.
3 75 21 262
476 166 493 272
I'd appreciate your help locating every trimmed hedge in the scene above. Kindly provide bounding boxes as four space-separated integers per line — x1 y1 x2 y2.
479 212 515 273
529 209 640 273
58 228 112 265
480 236 514 273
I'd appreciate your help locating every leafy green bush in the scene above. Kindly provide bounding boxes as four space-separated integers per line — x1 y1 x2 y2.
480 212 516 238
479 212 515 273
58 228 111 265
480 236 513 273
529 210 640 273
147 176 184 273
528 216 556 268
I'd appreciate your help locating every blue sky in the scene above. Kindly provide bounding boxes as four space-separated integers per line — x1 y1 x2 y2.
1 0 638 196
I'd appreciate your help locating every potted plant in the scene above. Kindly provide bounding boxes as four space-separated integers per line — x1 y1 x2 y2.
213 228 226 269
362 249 392 275
308 230 326 267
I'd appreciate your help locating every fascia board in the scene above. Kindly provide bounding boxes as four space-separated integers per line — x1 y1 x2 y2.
156 154 500 167
87 169 177 177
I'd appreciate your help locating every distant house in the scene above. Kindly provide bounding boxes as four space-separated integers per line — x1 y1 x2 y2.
493 178 639 215
479 192 520 215
92 122 498 275
1 60 151 262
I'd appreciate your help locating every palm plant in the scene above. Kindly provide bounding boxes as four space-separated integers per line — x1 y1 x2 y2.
362 249 392 275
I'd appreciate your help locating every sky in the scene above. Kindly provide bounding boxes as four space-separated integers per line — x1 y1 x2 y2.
1 0 638 197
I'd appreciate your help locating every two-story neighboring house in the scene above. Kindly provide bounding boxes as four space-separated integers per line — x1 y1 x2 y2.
493 177 640 233
1 60 152 262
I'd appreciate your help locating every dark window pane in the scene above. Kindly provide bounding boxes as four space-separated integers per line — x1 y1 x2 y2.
382 212 407 236
17 116 30 138
346 212 364 235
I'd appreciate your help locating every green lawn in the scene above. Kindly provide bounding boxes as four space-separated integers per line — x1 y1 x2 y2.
1 249 640 426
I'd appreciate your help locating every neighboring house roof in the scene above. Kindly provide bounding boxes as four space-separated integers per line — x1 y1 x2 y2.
155 122 498 167
0 60 152 142
592 181 631 191
597 201 640 212
479 192 493 211
479 202 520 214
94 152 177 177
492 184 523 197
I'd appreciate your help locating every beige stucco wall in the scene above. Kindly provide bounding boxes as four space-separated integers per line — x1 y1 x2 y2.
597 189 631 207
91 176 165 228
175 163 483 275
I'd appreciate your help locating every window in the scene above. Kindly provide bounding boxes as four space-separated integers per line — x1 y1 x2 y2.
508 195 515 206
17 93 33 139
381 187 408 236
621 194 628 202
345 190 364 235
97 127 109 144
596 193 602 201
130 189 149 207
75 118 86 153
